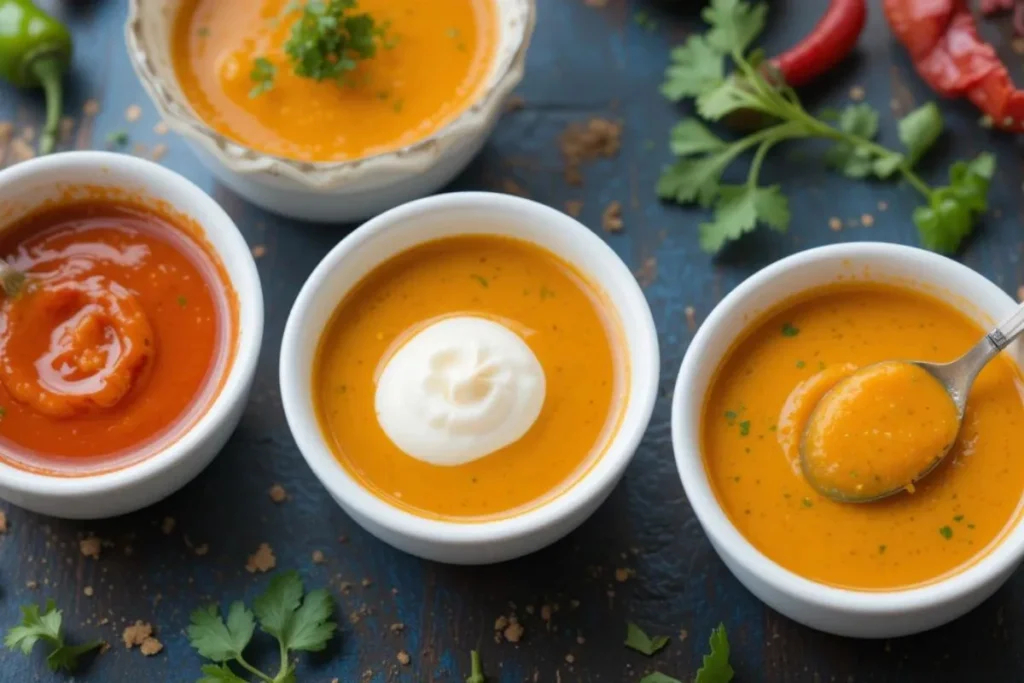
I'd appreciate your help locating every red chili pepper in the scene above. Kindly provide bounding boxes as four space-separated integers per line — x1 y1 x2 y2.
770 0 867 88
884 0 1024 131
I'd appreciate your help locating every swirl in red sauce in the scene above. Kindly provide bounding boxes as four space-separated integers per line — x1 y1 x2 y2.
0 200 236 475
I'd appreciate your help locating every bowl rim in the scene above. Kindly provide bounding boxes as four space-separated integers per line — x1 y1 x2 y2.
672 241 1024 615
279 191 660 546
124 0 537 189
0 151 264 496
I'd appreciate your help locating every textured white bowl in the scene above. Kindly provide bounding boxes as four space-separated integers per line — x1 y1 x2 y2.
0 152 263 519
125 0 535 222
280 192 659 564
672 243 1024 638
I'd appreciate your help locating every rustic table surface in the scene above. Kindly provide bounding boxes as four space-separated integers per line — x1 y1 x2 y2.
2 0 1024 681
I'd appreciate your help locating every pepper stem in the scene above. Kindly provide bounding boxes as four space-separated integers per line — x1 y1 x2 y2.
0 263 26 298
31 57 65 156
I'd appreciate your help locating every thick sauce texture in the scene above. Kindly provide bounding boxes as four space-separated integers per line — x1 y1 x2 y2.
314 236 627 520
0 201 235 474
802 360 961 501
703 284 1024 590
172 0 496 162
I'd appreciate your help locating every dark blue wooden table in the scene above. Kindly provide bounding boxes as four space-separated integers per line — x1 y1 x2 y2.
2 0 1024 680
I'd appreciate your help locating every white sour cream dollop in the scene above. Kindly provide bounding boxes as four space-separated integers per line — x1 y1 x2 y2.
374 316 546 466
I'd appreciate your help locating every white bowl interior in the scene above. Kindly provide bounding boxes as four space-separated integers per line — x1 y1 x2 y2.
0 152 262 496
282 193 659 546
673 243 1024 636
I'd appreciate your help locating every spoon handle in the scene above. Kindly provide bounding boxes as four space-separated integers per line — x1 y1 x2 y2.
987 301 1024 351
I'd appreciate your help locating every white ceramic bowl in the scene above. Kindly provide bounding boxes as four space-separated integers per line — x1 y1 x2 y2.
672 242 1024 638
0 151 263 519
280 192 659 564
125 0 535 222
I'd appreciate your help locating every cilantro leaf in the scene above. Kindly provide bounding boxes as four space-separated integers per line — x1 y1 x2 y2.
657 153 731 208
695 623 734 683
669 119 728 157
282 588 336 652
198 664 250 683
253 571 304 640
5 600 102 673
898 102 943 167
249 57 276 98
703 0 767 55
698 184 789 252
825 104 881 178
640 674 683 683
284 0 388 86
662 36 725 101
187 602 255 662
624 622 671 656
914 152 995 253
697 78 757 122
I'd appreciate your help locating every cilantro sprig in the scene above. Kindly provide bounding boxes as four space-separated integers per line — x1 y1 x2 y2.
659 0 995 253
625 621 670 656
4 600 103 673
638 623 733 683
188 571 336 683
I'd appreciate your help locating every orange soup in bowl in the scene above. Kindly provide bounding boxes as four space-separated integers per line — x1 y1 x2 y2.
702 283 1024 590
172 0 497 162
313 235 628 520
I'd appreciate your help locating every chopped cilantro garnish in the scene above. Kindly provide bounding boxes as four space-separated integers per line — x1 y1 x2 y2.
795 360 805 368
939 526 953 539
781 322 799 337
738 420 750 436
801 497 813 508
470 274 489 288
953 515 964 522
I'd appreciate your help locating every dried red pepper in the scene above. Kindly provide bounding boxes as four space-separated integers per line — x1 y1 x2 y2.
770 0 867 88
884 0 1024 131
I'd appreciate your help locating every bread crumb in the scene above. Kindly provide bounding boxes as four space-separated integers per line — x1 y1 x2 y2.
151 143 168 162
83 100 100 116
246 543 276 573
849 86 866 101
390 623 405 633
504 95 526 112
361 578 372 588
494 615 509 631
679 629 688 641
125 105 142 123
397 651 411 666
161 517 175 535
500 178 528 197
194 543 209 556
80 536 101 559
1017 285 1024 302
828 217 843 232
634 257 657 288
860 213 874 227
140 637 163 656
268 484 287 503
504 617 524 643
84 586 94 597
122 621 153 648
601 201 623 232
559 118 622 185
564 200 583 218
565 654 575 664
614 568 632 582
154 121 170 135
312 550 325 564
25 580 37 589
340 581 353 594
252 245 267 259
684 306 697 331
0 511 7 534
540 605 552 621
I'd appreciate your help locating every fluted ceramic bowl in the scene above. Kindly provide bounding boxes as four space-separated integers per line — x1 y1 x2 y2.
125 0 535 222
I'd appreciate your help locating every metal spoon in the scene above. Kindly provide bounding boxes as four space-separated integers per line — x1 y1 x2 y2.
800 300 1024 504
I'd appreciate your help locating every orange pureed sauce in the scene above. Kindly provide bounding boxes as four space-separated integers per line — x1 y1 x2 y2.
0 201 236 475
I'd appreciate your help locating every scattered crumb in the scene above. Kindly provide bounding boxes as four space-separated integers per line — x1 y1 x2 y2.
151 143 168 162
154 121 170 135
576 633 586 645
125 105 143 123
602 200 623 232
20 126 35 142
860 213 875 227
268 484 287 503
80 536 102 559
559 118 622 185
140 637 163 656
25 580 37 590
494 616 509 631
133 143 148 156
525 605 535 616
877 200 888 212
1017 285 1024 302
194 543 209 557
828 217 843 232
565 654 575 664
1013 37 1024 55
540 605 552 622
10 138 34 163
504 95 526 112
252 245 267 259
389 623 405 634
122 621 153 648
83 100 100 116
0 121 12 142
245 543 276 573
634 257 657 288
59 116 75 143
504 616 524 643
0 511 7 534
161 517 175 535
684 306 697 331
849 86 866 101
312 550 326 564
564 201 583 218
584 0 608 6
84 586 94 597
361 578 372 588
500 178 528 197
569 599 580 609
614 568 633 583
397 651 411 666
679 629 688 641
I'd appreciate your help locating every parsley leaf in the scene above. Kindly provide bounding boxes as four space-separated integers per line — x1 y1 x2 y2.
825 104 881 178
898 102 943 166
698 184 788 252
669 119 728 157
695 623 734 683
662 36 725 101
625 622 670 656
284 0 388 86
914 152 995 253
4 600 103 673
249 57 277 98
640 674 683 683
188 571 337 683
657 153 732 208
703 0 766 55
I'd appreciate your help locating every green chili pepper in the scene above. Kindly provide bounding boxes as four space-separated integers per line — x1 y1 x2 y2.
0 0 72 155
